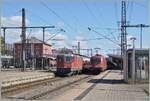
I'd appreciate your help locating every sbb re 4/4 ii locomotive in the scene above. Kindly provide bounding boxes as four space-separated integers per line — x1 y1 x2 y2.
90 54 107 74
56 54 83 76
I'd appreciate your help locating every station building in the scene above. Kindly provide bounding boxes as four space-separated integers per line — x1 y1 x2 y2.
14 37 53 69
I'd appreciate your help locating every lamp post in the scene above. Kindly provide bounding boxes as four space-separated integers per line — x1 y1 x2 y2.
130 37 136 83
127 44 132 49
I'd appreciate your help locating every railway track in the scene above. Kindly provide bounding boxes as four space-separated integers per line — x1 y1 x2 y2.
2 74 92 100
2 77 62 97
39 70 111 100
2 71 111 100
27 75 92 100
74 70 111 100
29 71 111 100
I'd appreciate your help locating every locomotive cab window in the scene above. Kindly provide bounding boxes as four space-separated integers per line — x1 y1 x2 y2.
91 57 101 64
57 56 64 62
65 56 73 63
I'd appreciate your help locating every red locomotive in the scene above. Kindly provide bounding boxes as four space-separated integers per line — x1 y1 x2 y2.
56 53 83 76
90 54 107 74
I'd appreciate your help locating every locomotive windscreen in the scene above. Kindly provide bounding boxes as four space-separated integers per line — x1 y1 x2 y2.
65 56 73 63
91 57 101 65
57 55 64 62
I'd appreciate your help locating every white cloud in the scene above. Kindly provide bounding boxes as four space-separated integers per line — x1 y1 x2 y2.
46 32 68 49
1 29 21 43
70 35 88 49
1 16 30 43
56 21 65 28
2 16 29 26
53 33 67 40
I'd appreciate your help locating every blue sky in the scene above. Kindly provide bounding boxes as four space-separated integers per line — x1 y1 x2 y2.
1 0 149 56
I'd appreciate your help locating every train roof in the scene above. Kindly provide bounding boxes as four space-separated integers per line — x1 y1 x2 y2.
83 58 90 61
57 53 90 58
92 54 104 57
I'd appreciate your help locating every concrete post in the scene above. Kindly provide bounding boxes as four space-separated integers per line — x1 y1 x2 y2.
132 43 135 83
0 16 2 99
31 42 35 70
131 37 136 83
21 8 26 71
78 42 80 54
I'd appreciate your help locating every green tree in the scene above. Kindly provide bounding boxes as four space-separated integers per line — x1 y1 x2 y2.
0 36 5 55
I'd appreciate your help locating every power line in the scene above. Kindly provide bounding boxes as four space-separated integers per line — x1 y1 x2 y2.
106 29 119 42
126 0 130 11
114 1 119 27
27 9 51 25
40 0 76 32
73 37 103 41
128 1 133 22
26 29 32 39
93 2 105 26
133 1 147 8
87 27 119 42
81 0 101 26
88 27 120 47
2 2 20 16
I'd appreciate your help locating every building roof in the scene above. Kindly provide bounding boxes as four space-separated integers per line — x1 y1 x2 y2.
15 37 52 46
127 48 149 51
127 48 149 55
107 54 122 60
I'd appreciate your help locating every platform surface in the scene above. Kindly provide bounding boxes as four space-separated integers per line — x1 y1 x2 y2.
0 69 54 87
54 70 149 101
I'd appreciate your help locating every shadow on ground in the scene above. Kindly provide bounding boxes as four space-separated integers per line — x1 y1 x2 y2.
88 79 125 84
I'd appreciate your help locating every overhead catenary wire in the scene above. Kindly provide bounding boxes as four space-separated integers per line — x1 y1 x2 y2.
128 1 133 23
87 27 119 42
3 2 21 17
81 0 102 27
27 9 51 25
133 1 147 8
26 29 32 39
114 1 119 27
126 0 130 11
73 37 103 41
88 27 120 47
106 29 119 42
93 2 105 26
40 0 76 32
